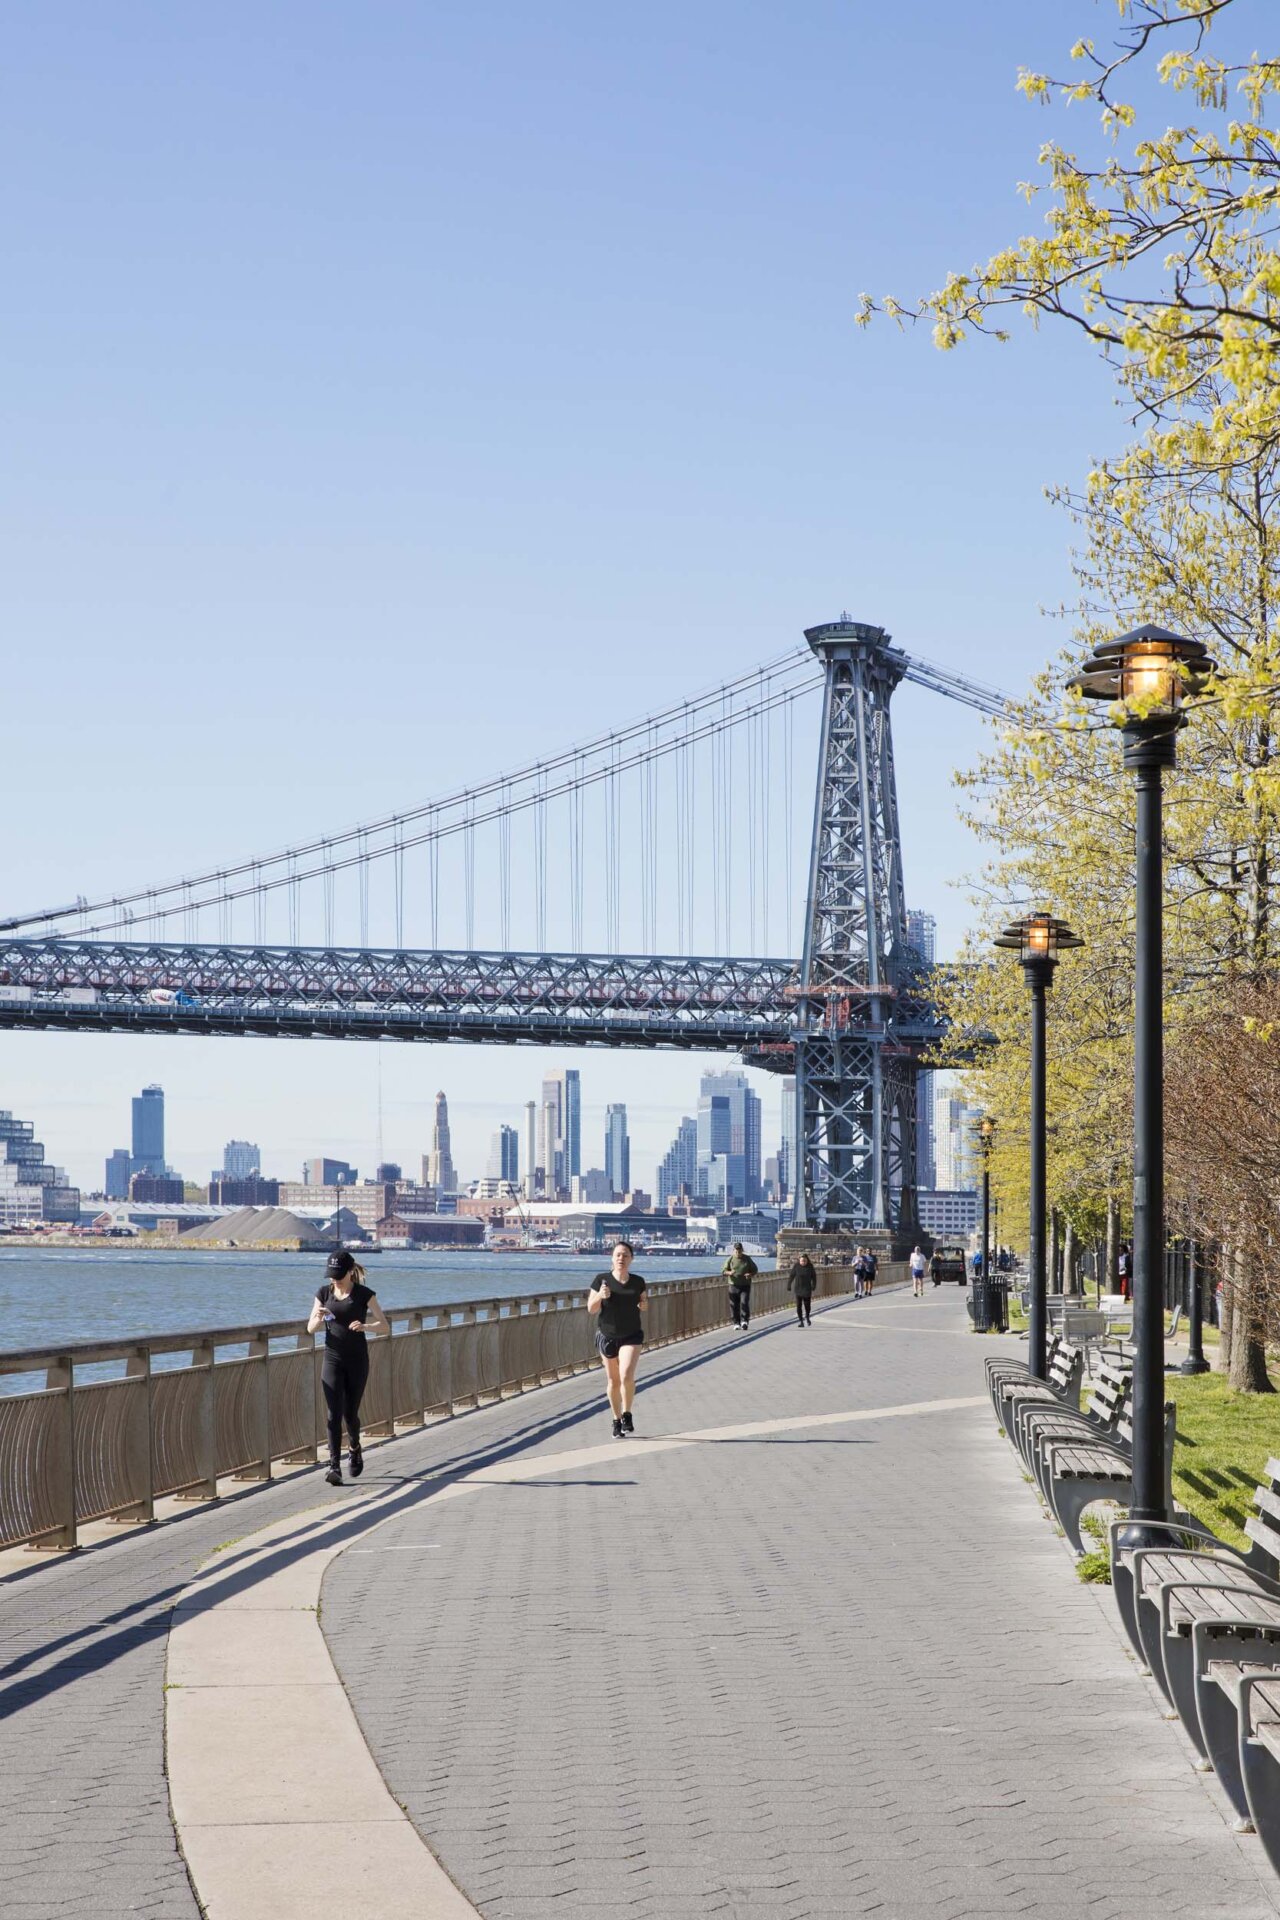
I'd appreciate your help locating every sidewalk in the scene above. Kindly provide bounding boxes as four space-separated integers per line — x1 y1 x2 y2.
4 1287 1279 1918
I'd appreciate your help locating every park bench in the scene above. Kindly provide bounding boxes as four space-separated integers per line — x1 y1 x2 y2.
984 1332 1063 1424
1017 1360 1131 1493
1038 1389 1176 1556
1106 1462 1280 1832
992 1342 1083 1445
1241 1674 1280 1871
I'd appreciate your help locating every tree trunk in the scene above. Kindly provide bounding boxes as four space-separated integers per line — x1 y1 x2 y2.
1220 1250 1235 1373
1105 1197 1119 1298
1050 1209 1062 1295
1063 1217 1077 1297
1228 1249 1275 1394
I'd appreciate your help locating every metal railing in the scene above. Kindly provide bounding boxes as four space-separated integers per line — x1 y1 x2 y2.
0 1262 883 1551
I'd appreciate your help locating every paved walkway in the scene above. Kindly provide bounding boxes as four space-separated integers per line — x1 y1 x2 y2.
3 1286 1279 1918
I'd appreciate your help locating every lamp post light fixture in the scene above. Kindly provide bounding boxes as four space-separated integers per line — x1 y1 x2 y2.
994 912 1084 1381
1070 624 1217 1530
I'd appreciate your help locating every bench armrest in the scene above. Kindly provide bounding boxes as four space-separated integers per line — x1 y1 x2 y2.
1109 1515 1224 1560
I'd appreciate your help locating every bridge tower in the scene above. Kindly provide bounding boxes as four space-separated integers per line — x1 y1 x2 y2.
790 619 930 1244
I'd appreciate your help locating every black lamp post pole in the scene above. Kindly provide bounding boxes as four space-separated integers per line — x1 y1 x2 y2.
1181 1237 1210 1375
1027 968 1049 1379
1129 749 1169 1523
982 1147 991 1286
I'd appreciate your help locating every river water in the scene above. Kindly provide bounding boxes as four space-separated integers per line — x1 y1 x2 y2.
0 1245 732 1361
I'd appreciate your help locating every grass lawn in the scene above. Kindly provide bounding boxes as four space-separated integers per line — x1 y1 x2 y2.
1166 1369 1280 1550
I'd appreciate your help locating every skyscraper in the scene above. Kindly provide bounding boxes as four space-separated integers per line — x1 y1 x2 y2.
696 1071 761 1208
604 1104 630 1198
538 1069 581 1195
906 910 938 1191
658 1117 698 1206
131 1084 165 1177
932 1077 980 1191
487 1124 519 1185
523 1100 537 1198
779 1075 796 1206
105 1147 131 1200
223 1139 260 1181
425 1091 457 1194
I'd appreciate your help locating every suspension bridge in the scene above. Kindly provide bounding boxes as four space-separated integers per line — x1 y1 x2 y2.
0 620 1007 1235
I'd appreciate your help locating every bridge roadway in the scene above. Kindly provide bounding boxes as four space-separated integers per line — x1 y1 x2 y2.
2 1287 1277 1919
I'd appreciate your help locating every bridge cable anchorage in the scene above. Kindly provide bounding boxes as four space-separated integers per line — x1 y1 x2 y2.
0 646 822 937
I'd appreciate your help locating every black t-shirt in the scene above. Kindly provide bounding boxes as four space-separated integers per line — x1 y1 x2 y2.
316 1280 374 1352
593 1271 647 1343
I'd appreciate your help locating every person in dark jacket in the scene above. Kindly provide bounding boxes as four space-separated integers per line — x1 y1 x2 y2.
787 1254 816 1327
722 1242 759 1330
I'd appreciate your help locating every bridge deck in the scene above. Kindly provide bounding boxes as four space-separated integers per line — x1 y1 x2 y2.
2 1290 1275 1919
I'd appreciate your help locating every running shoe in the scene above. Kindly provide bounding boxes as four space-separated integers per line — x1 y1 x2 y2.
621 1411 634 1435
612 1417 624 1438
324 1463 342 1486
349 1444 364 1478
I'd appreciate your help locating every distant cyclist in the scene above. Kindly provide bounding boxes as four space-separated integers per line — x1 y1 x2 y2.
308 1249 390 1485
587 1240 648 1437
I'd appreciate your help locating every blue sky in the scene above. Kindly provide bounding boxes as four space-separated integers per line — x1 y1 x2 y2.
2 2 1132 1191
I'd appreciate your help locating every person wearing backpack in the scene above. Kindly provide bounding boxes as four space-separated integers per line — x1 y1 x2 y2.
722 1242 758 1331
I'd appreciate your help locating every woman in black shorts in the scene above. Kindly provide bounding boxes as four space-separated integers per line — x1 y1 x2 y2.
307 1249 390 1485
587 1240 648 1438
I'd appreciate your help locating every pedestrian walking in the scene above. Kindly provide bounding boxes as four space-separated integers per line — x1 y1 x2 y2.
308 1249 390 1486
864 1248 878 1298
929 1248 944 1287
787 1252 816 1326
852 1247 868 1299
722 1241 759 1331
1117 1241 1132 1301
910 1245 927 1297
587 1240 648 1438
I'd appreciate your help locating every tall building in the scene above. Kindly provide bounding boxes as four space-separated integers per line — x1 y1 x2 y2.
538 1074 561 1194
562 1069 581 1182
487 1124 519 1185
104 1147 132 1200
0 1110 79 1225
657 1115 698 1206
933 1078 980 1192
375 1161 402 1183
696 1071 761 1208
305 1156 357 1187
131 1084 165 1177
604 1103 630 1198
424 1091 457 1194
523 1100 537 1199
779 1075 796 1206
223 1139 260 1181
906 911 938 1191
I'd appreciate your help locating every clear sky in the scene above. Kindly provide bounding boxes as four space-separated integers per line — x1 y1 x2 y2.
2 2 1130 1193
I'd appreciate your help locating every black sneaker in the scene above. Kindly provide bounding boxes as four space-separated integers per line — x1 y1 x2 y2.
621 1411 634 1435
324 1463 342 1486
612 1417 624 1439
349 1443 364 1479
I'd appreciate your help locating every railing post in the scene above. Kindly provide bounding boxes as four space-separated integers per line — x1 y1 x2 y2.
232 1333 271 1482
116 1345 155 1524
32 1355 77 1552
408 1311 425 1425
174 1339 218 1501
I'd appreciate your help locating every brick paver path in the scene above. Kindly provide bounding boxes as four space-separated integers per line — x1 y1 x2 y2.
3 1285 1278 1917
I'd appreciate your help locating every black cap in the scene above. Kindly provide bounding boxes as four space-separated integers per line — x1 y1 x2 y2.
326 1249 356 1280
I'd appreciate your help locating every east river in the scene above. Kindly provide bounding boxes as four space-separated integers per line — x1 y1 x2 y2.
0 1244 730 1362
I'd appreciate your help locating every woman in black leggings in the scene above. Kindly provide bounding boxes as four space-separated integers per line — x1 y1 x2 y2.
307 1249 390 1485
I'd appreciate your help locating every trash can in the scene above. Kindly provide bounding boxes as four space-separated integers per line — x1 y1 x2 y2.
969 1275 1009 1334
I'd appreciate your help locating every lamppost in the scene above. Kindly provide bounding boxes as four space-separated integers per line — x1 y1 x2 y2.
979 1116 995 1285
333 1171 345 1249
994 913 1084 1381
1181 1236 1210 1375
1070 624 1217 1530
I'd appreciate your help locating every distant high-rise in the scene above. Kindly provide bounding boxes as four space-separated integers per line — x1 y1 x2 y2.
523 1100 537 1199
538 1074 561 1194
487 1124 519 1185
933 1077 980 1191
696 1071 760 1208
105 1148 132 1200
131 1084 165 1177
779 1075 796 1206
425 1091 457 1194
375 1161 402 1184
0 1110 79 1225
305 1156 356 1187
562 1069 581 1181
223 1139 260 1181
905 909 937 964
658 1116 698 1206
604 1104 630 1198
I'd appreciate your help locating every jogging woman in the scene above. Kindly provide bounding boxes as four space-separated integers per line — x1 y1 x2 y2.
787 1252 816 1327
307 1249 390 1485
587 1240 648 1438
